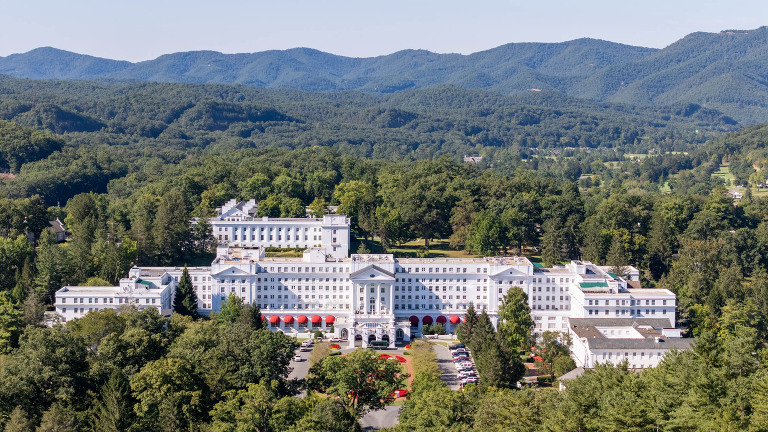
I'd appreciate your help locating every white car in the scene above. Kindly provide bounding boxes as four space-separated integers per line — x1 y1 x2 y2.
330 337 341 342
293 355 303 362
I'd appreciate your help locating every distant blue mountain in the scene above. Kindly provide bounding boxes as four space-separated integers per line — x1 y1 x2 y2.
1 27 767 123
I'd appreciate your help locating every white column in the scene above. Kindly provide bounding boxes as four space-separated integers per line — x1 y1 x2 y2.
351 283 357 314
389 283 394 316
376 283 381 315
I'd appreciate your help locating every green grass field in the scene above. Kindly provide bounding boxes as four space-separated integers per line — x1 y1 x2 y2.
353 238 482 258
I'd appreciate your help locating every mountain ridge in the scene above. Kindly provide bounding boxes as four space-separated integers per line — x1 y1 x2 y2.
1 27 767 123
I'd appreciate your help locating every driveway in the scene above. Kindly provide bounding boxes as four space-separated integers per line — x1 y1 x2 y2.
288 348 311 381
432 343 462 390
289 345 408 381
360 405 402 430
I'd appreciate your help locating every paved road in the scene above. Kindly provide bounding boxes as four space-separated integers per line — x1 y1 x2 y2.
288 347 312 381
360 405 402 430
288 343 407 429
289 344 408 381
432 343 462 390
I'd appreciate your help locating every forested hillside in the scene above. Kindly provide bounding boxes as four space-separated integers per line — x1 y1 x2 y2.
2 27 767 123
0 67 767 429
0 76 739 206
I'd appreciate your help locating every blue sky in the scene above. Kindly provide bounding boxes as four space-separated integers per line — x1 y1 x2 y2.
1 0 765 61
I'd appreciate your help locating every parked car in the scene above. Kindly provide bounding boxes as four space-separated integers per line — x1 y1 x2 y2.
449 343 466 350
330 337 341 342
293 355 303 362
391 389 408 398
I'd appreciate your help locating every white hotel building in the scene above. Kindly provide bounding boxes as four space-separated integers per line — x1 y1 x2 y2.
55 202 679 351
568 318 692 370
210 199 350 259
55 270 176 322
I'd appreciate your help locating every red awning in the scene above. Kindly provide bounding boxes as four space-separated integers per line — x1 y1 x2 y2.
436 315 447 324
409 316 419 325
449 315 461 324
297 315 308 324
283 315 294 324
269 315 280 324
422 316 433 325
261 315 266 321
325 315 336 324
311 315 322 324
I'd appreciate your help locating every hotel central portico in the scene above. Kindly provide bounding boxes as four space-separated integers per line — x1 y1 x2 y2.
343 255 401 348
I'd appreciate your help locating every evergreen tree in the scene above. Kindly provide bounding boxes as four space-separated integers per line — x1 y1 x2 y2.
475 333 525 388
4 407 33 432
0 293 23 353
607 232 629 278
498 287 534 352
540 218 565 267
457 302 478 345
173 266 198 319
22 289 45 327
93 370 133 432
356 242 370 254
34 229 69 303
152 189 189 264
37 403 77 432
470 309 495 354
647 211 672 280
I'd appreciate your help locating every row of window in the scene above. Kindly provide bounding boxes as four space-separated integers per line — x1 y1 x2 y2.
587 299 670 306
59 302 160 314
259 304 349 310
587 309 669 316
60 297 157 305
218 226 324 233
228 234 319 242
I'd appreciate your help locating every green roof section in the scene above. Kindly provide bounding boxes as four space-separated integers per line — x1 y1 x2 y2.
532 262 544 268
607 272 618 279
137 279 152 286
580 282 608 288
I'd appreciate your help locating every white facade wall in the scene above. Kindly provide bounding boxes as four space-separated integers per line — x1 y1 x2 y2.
570 289 677 327
210 214 350 259
129 252 677 337
570 335 677 369
54 273 175 322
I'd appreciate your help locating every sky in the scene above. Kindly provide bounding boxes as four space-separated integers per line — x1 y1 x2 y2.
0 0 766 62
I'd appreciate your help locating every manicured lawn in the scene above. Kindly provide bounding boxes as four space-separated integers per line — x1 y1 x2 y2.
354 238 482 258
265 250 304 257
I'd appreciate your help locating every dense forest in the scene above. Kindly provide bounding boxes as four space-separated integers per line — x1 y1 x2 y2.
0 76 739 207
1 75 768 429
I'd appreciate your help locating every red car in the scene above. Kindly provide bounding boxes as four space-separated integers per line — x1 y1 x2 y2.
391 389 408 398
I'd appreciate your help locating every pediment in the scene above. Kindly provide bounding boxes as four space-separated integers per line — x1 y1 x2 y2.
218 208 246 220
350 265 395 281
491 267 530 278
212 266 252 277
